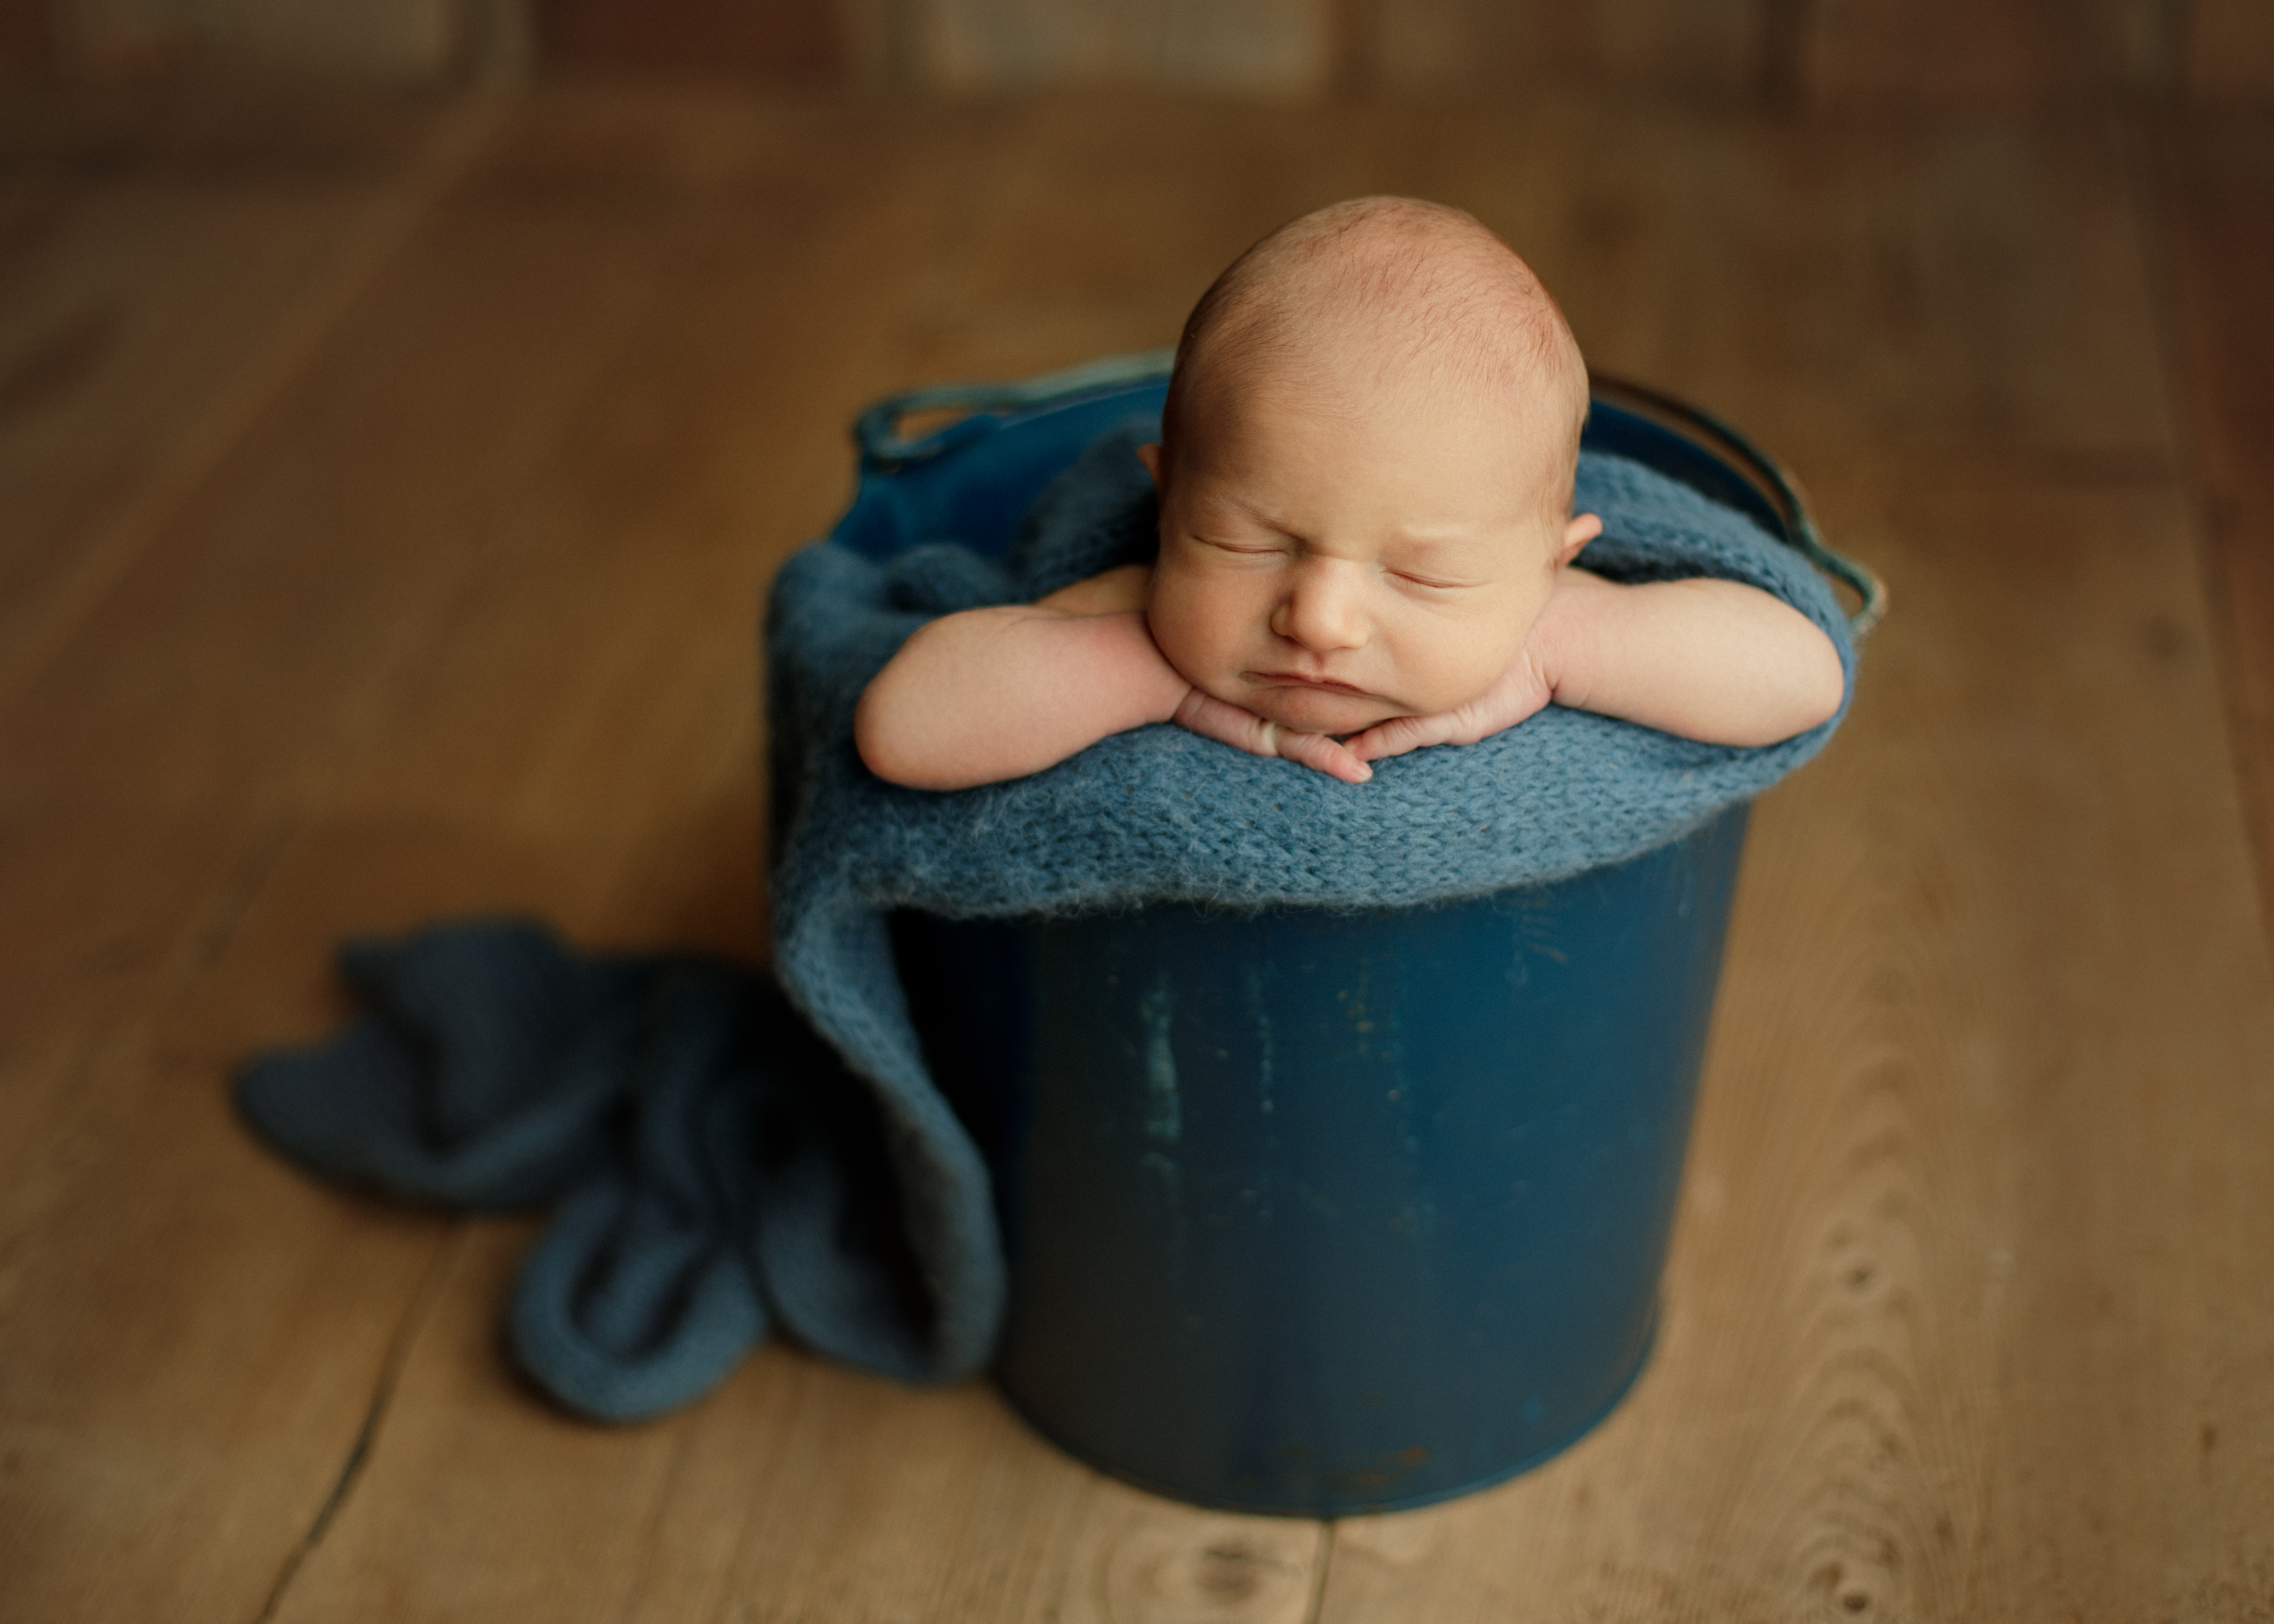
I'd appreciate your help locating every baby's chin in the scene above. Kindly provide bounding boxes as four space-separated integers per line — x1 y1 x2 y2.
1236 681 1404 738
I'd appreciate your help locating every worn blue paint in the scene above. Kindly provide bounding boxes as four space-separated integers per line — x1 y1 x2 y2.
1140 974 1181 1145
900 804 1747 1516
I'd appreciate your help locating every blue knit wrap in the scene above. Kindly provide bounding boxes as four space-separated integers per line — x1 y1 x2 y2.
763 421 1856 1384
236 421 1854 1421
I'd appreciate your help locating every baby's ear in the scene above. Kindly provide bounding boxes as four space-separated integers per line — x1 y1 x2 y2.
1556 512 1603 568
1136 442 1164 491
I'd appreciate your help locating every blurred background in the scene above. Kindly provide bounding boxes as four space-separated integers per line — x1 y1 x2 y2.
0 0 2269 101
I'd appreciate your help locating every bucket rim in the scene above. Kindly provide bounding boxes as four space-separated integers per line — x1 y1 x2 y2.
848 351 1885 638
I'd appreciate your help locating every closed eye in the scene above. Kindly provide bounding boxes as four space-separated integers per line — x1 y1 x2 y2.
1192 534 1288 558
1392 571 1477 590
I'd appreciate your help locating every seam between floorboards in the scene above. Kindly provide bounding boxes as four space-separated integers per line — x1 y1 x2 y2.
2110 105 2274 960
604 1424 714 1624
1302 1520 1338 1624
252 1222 467 1624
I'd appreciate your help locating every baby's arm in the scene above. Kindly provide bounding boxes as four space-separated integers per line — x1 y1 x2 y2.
856 566 1370 790
1349 569 1845 763
1538 570 1846 744
855 566 1183 790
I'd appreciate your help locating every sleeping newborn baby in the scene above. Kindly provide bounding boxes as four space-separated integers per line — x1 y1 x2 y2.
856 196 1844 790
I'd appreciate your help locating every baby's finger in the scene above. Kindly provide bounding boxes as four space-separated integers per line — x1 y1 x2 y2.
1172 691 1370 784
1273 726 1373 785
1173 689 1275 754
1347 713 1453 763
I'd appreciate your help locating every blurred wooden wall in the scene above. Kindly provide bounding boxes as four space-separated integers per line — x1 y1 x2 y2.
3 0 2272 97
878 0 2274 101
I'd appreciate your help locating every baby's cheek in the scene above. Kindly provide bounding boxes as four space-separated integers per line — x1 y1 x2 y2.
1389 616 1526 713
1147 575 1240 681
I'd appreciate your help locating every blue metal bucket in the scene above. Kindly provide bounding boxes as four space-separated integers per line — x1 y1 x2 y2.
830 357 1869 1515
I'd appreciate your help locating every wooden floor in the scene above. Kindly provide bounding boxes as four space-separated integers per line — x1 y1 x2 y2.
3 77 2273 1622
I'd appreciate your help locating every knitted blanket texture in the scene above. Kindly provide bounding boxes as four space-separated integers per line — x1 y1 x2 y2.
238 420 1854 1421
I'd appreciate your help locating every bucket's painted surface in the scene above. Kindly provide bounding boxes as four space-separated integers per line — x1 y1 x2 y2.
895 803 1747 1515
835 370 1768 1514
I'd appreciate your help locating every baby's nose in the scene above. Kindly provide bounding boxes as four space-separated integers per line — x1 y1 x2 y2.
1273 560 1368 652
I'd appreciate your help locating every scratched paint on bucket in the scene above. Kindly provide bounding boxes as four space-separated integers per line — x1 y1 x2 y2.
1141 973 1180 1144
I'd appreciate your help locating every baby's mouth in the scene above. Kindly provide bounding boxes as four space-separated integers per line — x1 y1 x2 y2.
1251 670 1366 695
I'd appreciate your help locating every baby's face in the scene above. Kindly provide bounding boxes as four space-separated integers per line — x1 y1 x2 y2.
1143 378 1598 736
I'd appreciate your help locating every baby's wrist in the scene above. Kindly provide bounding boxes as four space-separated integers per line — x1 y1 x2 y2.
1527 579 1580 696
1105 612 1196 726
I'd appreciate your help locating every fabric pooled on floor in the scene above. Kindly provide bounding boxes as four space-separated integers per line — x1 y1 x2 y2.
239 417 1854 1422
237 921 935 1420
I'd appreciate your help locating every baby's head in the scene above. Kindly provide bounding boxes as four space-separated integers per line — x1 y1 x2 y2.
1140 197 1600 736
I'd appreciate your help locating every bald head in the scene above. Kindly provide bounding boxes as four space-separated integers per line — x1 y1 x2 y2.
1161 198 1589 521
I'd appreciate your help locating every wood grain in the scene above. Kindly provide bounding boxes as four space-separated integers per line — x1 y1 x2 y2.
270 1229 1324 1624
52 0 462 81
545 0 2274 104
538 0 847 82
2185 0 2274 97
1403 95 2177 485
896 0 1335 98
0 91 503 718
1367 0 1759 100
0 85 872 1623
0 0 44 64
1773 0 2177 104
2151 111 2274 1003
0 106 487 1624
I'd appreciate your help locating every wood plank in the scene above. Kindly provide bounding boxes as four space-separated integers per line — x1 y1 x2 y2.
0 86 949 1624
1367 0 1760 100
0 0 43 64
0 89 500 718
1798 0 2176 104
0 1054 454 1623
0 93 545 1624
1409 95 2178 488
269 1228 1325 1624
2185 0 2274 97
539 0 846 81
0 86 475 1434
905 0 1334 98
2150 110 2274 991
50 0 459 81
889 91 1433 383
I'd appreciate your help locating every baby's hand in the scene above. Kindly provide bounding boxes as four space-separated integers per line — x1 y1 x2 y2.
1345 648 1555 763
1173 689 1374 785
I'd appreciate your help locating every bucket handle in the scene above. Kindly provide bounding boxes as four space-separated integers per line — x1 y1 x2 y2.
1588 372 1887 638
854 351 1885 639
853 348 1177 468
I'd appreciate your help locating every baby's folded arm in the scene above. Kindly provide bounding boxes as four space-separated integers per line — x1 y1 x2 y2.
855 591 1190 791
1538 569 1845 747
